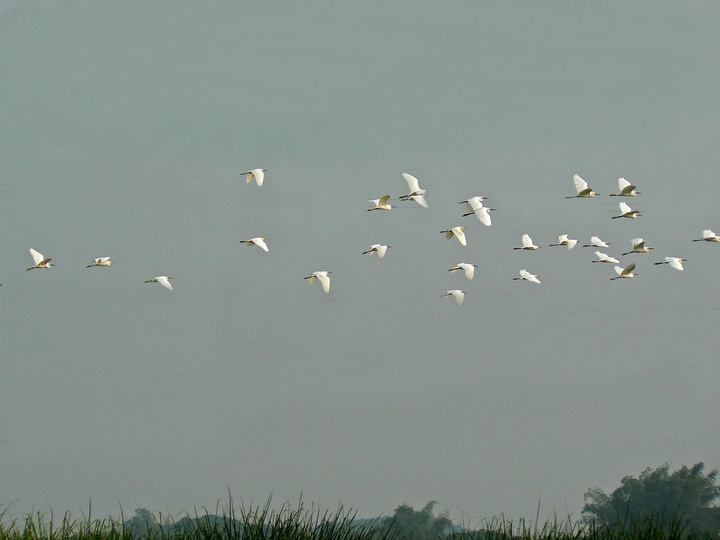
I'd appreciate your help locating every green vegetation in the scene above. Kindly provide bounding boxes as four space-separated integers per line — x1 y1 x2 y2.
1 463 719 540
583 463 720 534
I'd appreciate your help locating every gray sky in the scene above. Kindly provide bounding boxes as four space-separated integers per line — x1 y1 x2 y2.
1 0 719 525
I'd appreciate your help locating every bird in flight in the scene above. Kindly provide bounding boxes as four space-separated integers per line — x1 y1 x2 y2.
241 168 267 186
26 248 54 271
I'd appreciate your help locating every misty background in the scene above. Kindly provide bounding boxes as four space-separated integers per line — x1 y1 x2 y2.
1 0 719 525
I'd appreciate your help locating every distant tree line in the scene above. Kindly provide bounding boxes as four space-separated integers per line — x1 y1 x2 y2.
582 462 720 534
120 462 720 539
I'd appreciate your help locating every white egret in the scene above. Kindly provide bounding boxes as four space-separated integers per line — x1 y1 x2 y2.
26 248 54 271
440 226 467 246
654 257 686 271
448 263 477 280
611 263 637 280
398 172 426 198
693 229 720 242
362 244 390 259
441 289 465 306
514 233 540 250
239 237 269 252
612 201 641 219
241 168 266 186
610 177 640 197
145 276 173 290
304 270 331 293
513 269 541 284
368 195 392 211
399 173 428 207
466 207 493 225
622 238 654 256
566 174 599 198
591 251 620 264
582 236 611 248
459 196 487 214
87 257 113 268
549 234 577 249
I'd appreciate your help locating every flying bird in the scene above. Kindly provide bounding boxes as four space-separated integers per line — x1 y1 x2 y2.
460 198 495 226
610 177 640 197
26 248 54 271
441 289 465 306
399 172 426 198
145 276 173 290
693 229 720 242
368 195 392 211
549 234 577 249
611 263 637 280
87 257 113 268
440 226 468 246
305 270 331 293
513 269 541 284
362 244 390 259
622 238 654 256
241 168 266 186
399 173 427 207
448 263 477 280
612 201 641 219
654 257 686 271
239 237 269 252
514 233 540 250
460 196 488 214
591 251 620 264
566 174 599 198
583 236 611 248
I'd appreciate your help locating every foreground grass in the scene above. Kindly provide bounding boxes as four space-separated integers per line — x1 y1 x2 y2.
0 502 717 540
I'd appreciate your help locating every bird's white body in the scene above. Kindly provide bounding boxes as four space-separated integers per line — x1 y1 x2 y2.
655 257 686 271
612 201 640 219
622 238 653 255
549 234 577 249
399 173 428 207
610 177 640 197
460 196 486 214
515 233 540 250
693 229 720 242
363 244 389 259
240 237 269 252
514 269 541 284
460 198 494 226
241 168 266 186
305 270 331 293
26 248 53 271
449 263 477 280
441 226 467 246
611 263 637 280
592 251 620 264
145 276 173 290
87 257 113 268
567 174 598 198
368 195 392 211
583 236 611 248
442 289 465 306
399 172 426 198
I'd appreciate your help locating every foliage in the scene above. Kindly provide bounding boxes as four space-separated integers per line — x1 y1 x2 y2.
582 462 720 534
375 501 455 539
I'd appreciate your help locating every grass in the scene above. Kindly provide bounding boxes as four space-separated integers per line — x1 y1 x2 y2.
0 501 717 540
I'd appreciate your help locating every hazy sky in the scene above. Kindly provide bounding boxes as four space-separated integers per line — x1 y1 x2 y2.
1 0 719 526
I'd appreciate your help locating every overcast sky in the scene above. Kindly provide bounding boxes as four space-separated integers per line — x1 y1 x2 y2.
1 0 719 526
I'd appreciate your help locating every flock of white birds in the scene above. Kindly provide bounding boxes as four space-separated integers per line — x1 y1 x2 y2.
17 170 720 301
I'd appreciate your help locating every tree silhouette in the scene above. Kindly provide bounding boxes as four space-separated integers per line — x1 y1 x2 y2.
582 462 720 533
